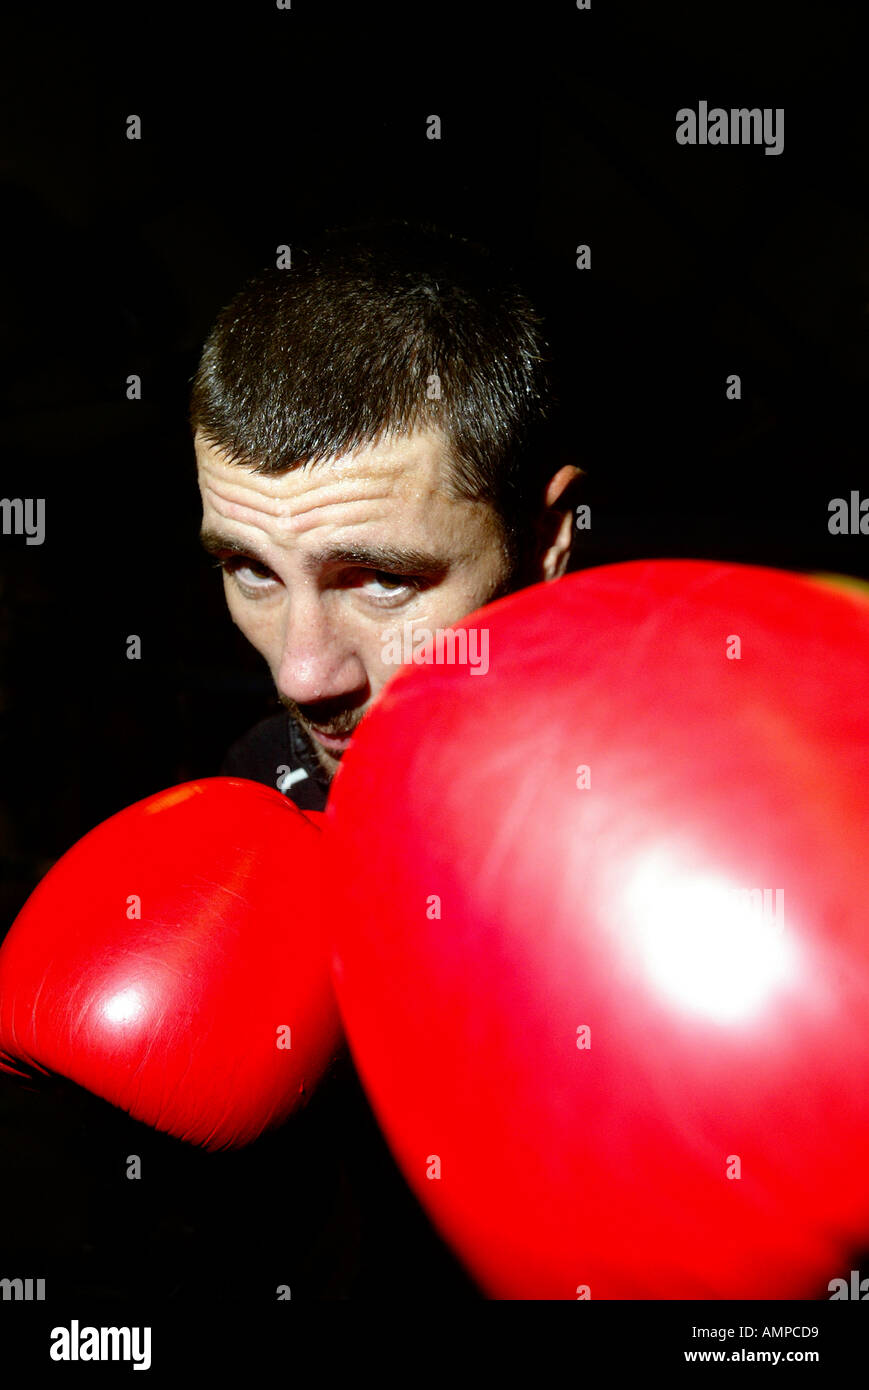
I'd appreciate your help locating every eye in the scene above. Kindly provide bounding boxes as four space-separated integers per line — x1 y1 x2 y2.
370 571 409 591
214 556 278 594
361 571 426 602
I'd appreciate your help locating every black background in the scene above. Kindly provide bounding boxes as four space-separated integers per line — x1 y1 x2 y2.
1 0 867 1325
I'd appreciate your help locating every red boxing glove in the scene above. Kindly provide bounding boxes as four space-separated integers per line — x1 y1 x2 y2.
325 560 869 1298
0 778 342 1151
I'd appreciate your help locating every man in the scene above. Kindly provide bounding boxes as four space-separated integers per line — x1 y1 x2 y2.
188 221 580 1297
191 220 580 811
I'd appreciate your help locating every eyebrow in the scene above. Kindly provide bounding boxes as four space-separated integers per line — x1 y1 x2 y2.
199 528 450 577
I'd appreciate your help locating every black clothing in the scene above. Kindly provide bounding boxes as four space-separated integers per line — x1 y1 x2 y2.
219 711 330 812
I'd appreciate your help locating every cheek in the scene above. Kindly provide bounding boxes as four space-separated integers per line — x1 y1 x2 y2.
224 583 279 660
427 570 503 627
364 624 406 697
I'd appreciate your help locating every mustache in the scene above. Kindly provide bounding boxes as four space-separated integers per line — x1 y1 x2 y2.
279 694 365 738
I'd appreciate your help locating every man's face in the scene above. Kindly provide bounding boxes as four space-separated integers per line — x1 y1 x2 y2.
196 428 515 778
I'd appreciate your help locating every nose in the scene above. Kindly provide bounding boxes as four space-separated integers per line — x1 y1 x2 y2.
274 591 366 707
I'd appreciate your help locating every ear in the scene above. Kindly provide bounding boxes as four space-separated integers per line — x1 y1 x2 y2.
538 465 582 581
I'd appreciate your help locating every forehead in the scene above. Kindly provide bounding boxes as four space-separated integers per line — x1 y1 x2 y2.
194 427 499 552
195 427 451 495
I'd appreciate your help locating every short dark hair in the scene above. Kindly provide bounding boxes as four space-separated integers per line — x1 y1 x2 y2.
189 220 557 571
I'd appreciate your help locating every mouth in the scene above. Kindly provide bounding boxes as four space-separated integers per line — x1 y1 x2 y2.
308 725 355 752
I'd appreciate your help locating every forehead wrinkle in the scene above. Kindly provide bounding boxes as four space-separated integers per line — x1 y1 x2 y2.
201 497 399 565
202 477 400 532
278 494 401 537
199 444 444 502
201 479 287 520
200 470 395 514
